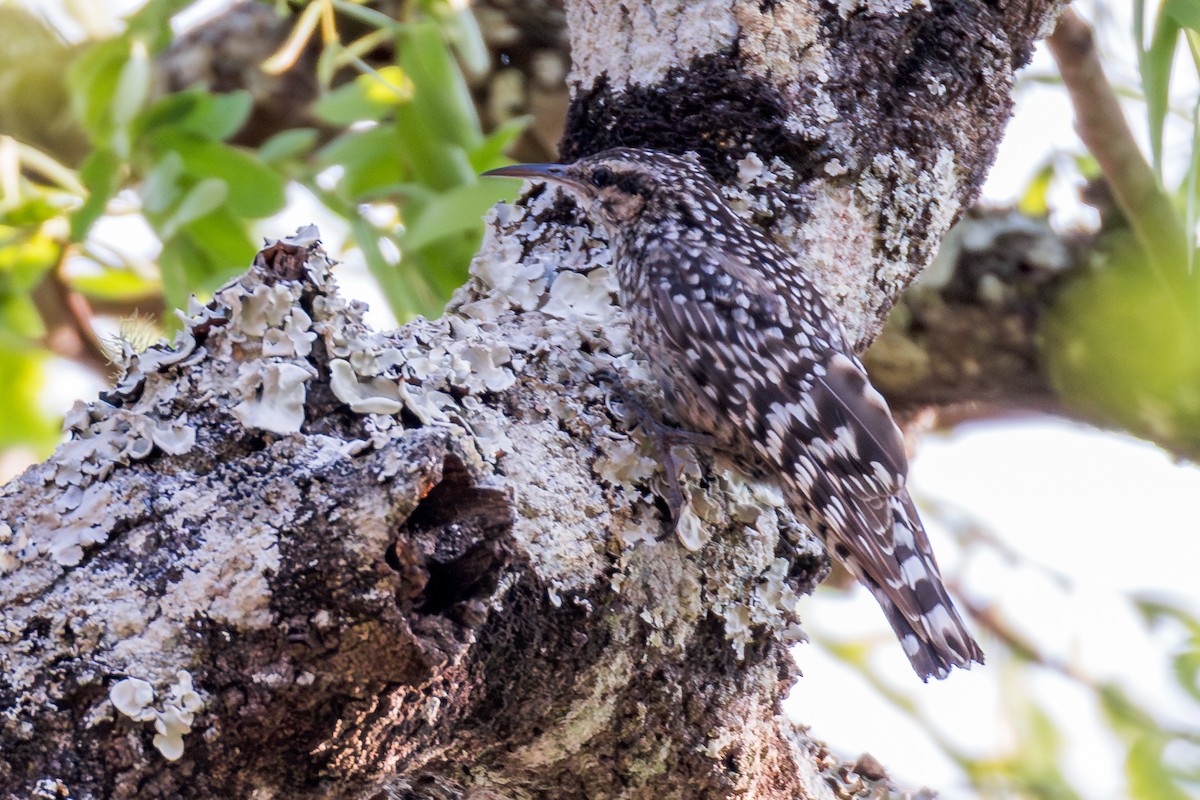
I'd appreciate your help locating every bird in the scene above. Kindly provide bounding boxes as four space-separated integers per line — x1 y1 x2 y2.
484 147 984 680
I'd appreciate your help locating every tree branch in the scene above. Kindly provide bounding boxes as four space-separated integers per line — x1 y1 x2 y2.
1047 8 1187 269
865 208 1078 418
0 224 842 799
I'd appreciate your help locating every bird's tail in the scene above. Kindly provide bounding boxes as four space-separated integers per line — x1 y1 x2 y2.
860 493 984 681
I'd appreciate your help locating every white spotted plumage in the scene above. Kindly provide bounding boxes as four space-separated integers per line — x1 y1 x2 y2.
488 147 984 680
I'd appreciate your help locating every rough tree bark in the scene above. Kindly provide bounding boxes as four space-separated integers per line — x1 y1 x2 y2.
1 2 1064 799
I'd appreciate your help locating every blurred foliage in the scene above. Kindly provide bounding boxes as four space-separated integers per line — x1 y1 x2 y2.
1044 228 1200 453
0 0 523 460
1041 0 1200 459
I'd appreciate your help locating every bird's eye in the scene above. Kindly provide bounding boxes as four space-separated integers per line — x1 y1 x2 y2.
590 167 615 188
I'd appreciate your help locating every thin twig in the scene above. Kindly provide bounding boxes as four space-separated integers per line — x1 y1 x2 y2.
1047 9 1189 275
30 253 114 380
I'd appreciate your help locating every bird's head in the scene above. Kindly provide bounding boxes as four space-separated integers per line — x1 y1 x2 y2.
483 148 720 234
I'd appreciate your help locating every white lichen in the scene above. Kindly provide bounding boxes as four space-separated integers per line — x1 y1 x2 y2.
673 503 707 552
593 437 657 489
231 362 316 434
566 0 738 88
736 1 822 87
837 0 931 18
110 677 155 719
541 269 619 323
109 671 204 761
229 284 298 339
458 344 517 393
859 147 959 270
328 358 404 415
0 521 16 573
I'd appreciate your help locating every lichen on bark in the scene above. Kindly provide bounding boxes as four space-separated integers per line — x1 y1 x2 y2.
0 214 846 798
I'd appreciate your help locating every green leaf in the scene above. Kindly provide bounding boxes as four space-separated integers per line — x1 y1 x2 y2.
257 128 319 164
314 82 388 126
393 118 475 189
1145 10 1181 178
356 182 437 205
138 89 254 142
1188 100 1200 273
317 125 406 200
1018 160 1055 216
314 66 413 125
0 292 44 339
1128 737 1192 800
70 268 160 301
400 180 510 252
191 91 254 140
140 151 185 214
124 0 194 48
0 223 57 340
1174 649 1200 705
468 116 532 173
153 133 286 218
444 6 489 77
111 39 152 128
0 344 57 449
412 233 478 300
158 178 229 240
70 148 122 242
158 210 255 313
1165 0 1200 30
1074 153 1102 179
0 196 66 228
394 247 457 319
398 23 482 152
67 38 131 143
350 216 426 320
157 236 193 315
179 210 256 285
0 228 59 289
1132 598 1200 704
1042 231 1200 448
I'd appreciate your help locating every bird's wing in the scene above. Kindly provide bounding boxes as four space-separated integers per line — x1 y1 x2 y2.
643 244 909 502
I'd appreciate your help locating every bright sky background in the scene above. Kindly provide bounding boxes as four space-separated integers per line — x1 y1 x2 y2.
12 1 1200 797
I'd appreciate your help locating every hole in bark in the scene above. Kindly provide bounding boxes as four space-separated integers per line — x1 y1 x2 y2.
419 540 506 614
390 455 514 616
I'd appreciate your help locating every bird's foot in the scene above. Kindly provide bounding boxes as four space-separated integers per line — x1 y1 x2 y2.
593 370 722 531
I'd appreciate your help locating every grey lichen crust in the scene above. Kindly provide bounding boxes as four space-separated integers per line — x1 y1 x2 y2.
0 212 830 798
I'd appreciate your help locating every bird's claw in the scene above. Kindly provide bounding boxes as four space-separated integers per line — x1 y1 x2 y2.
593 369 718 532
658 440 687 536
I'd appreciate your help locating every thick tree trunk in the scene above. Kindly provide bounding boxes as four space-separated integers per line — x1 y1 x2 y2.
1 2 1064 798
561 0 1064 349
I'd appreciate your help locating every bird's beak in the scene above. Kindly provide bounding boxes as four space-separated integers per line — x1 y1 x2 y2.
482 163 579 189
